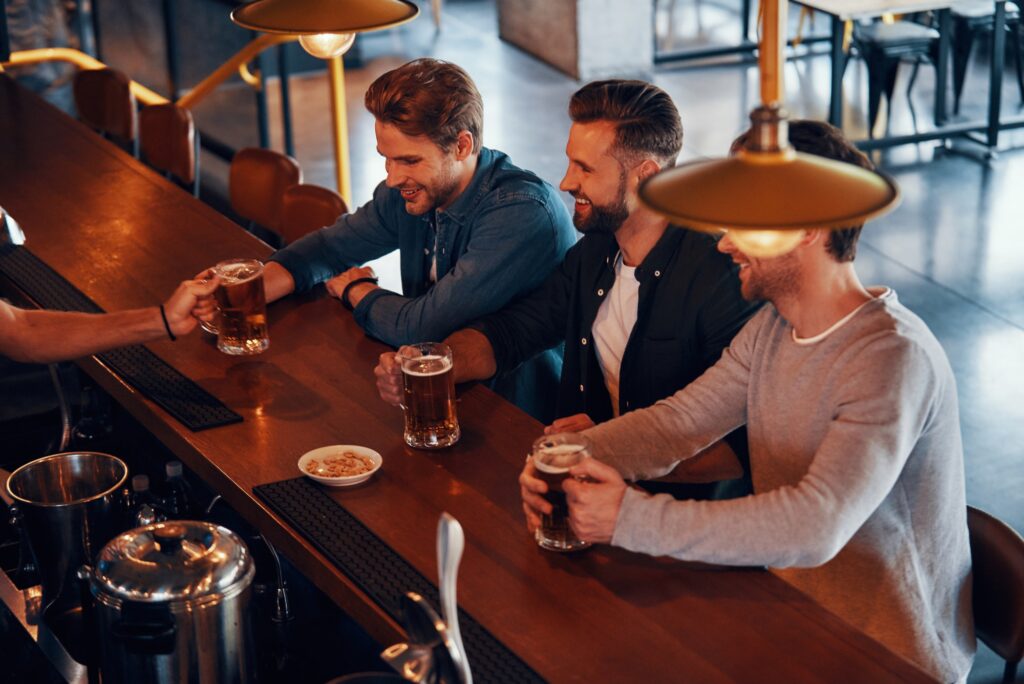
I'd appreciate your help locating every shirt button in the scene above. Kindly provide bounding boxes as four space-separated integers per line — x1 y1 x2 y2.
597 288 604 296
579 384 585 393
654 270 661 277
581 338 588 345
424 248 430 255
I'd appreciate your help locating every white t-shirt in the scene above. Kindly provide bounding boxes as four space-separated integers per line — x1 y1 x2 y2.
592 253 641 416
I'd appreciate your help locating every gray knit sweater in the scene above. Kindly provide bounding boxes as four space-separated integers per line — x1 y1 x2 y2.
583 290 974 682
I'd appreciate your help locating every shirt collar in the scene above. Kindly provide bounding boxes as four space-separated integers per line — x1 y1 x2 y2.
604 224 684 281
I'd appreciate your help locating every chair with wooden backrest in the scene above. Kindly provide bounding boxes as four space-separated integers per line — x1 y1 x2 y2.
139 103 200 197
280 183 348 245
72 67 138 156
967 505 1024 683
229 148 301 234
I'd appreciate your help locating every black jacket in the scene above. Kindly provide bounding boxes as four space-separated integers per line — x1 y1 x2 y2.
473 226 759 423
473 226 760 498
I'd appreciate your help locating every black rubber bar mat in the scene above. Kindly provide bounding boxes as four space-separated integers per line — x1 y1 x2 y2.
254 477 546 684
0 245 242 431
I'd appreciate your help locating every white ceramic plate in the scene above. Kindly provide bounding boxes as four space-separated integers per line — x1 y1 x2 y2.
298 445 382 487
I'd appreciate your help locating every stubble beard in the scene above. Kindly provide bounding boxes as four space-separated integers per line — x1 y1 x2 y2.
742 254 801 303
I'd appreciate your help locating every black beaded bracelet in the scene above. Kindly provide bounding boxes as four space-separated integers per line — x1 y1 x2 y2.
341 277 379 311
158 304 177 341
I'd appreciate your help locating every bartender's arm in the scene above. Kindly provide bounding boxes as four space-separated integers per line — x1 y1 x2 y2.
0 276 218 364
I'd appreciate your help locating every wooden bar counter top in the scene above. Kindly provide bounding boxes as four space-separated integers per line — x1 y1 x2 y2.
0 76 935 683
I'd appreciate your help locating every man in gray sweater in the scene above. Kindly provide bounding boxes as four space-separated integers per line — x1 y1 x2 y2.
519 121 975 682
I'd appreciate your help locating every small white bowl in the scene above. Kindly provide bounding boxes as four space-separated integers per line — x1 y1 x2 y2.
298 445 382 487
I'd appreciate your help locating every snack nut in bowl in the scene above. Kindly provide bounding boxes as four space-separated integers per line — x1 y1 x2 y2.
298 445 382 487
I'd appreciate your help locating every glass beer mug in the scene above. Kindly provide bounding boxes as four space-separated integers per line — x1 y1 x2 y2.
201 258 269 355
398 342 460 449
531 433 592 552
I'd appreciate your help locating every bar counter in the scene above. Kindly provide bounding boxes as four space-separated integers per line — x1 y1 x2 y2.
0 75 935 682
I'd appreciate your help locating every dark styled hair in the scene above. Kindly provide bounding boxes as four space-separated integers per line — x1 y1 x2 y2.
568 80 683 167
731 119 875 262
365 58 483 154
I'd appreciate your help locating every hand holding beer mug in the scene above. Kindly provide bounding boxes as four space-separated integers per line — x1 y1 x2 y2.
530 433 592 552
199 258 270 355
398 343 460 449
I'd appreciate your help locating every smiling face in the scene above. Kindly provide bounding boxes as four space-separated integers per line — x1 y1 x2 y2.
559 120 632 235
717 231 802 303
376 121 465 215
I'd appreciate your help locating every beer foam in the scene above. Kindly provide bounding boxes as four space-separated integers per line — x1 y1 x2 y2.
217 263 261 284
402 354 453 377
533 443 586 473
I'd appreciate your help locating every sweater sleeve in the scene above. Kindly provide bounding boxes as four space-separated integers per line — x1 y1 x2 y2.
580 308 765 479
610 333 941 568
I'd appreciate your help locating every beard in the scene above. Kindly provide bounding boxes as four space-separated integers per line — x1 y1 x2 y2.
573 171 629 235
741 253 801 303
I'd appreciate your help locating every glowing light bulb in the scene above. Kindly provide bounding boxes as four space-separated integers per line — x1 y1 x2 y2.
726 229 804 258
298 32 356 59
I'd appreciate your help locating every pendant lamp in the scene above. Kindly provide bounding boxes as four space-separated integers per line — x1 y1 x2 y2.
639 0 900 257
231 0 419 59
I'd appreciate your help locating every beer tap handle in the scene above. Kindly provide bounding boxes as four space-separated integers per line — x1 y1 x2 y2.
437 513 471 684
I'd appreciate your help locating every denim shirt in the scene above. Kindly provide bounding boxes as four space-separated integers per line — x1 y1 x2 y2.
269 147 576 347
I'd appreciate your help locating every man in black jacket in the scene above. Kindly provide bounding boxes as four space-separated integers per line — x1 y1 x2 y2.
375 80 759 495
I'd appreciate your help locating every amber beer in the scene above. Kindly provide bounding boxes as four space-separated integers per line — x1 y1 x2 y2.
399 343 460 449
211 259 269 355
532 435 591 552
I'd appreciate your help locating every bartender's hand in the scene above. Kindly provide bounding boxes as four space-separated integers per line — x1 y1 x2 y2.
564 458 627 545
544 413 595 435
190 268 218 324
326 266 378 308
374 351 404 406
518 458 552 534
164 275 220 336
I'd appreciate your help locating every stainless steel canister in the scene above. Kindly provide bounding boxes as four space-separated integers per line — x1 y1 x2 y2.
5 451 128 616
85 520 256 683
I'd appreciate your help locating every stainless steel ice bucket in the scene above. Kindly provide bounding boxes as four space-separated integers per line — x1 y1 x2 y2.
5 451 127 615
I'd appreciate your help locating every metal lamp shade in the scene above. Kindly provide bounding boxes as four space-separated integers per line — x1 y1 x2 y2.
637 0 901 254
639 150 901 233
231 0 419 34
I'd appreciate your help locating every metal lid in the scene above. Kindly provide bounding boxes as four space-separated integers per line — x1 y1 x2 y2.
92 521 254 604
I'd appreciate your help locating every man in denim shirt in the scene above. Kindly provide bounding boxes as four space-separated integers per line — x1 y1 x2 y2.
256 59 575 417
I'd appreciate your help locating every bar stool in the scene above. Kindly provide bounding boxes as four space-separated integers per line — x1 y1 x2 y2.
967 505 1024 683
853 19 941 136
950 1 1024 115
229 148 301 234
139 103 200 197
280 183 348 245
72 67 138 156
